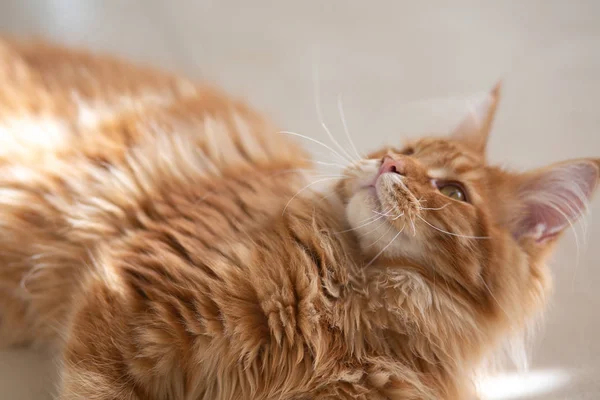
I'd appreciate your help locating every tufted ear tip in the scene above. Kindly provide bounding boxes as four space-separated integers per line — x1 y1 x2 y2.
450 81 503 154
491 80 502 99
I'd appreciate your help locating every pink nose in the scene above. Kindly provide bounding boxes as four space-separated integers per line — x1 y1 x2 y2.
378 156 406 177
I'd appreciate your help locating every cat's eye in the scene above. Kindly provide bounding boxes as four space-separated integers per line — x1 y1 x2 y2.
437 183 467 202
401 147 415 156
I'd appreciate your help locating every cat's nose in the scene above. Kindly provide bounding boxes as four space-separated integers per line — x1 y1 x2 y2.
379 156 406 176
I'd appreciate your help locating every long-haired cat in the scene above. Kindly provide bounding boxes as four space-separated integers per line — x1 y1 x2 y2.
0 39 598 400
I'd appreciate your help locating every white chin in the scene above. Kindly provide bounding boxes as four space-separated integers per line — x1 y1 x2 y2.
346 189 379 229
345 190 423 262
346 191 392 243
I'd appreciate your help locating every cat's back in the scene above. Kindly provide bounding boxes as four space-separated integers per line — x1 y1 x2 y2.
0 37 314 248
0 38 306 169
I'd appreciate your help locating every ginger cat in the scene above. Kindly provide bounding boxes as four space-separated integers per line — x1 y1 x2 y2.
0 39 598 400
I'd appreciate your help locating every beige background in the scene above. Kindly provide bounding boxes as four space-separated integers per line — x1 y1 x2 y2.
0 1 599 399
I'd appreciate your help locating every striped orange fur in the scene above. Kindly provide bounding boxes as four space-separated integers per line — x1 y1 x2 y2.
0 39 597 399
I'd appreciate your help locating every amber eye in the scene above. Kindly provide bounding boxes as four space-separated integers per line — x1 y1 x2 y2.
438 184 467 202
401 147 415 156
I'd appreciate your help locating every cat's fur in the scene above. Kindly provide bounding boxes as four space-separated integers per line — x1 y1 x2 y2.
0 39 598 400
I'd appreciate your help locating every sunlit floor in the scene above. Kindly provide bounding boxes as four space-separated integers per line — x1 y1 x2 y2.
1 1 599 399
479 370 571 400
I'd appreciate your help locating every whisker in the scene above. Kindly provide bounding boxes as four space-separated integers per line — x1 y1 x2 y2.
419 203 451 211
310 160 348 169
196 167 330 205
335 213 385 234
373 209 404 220
365 225 406 267
337 94 363 161
338 216 385 235
312 63 358 164
312 189 340 207
267 168 351 181
308 173 350 179
416 215 490 240
279 130 351 165
282 177 341 215
358 217 391 238
355 210 387 224
364 222 394 248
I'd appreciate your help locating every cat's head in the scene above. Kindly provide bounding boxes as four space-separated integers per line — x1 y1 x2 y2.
336 83 599 334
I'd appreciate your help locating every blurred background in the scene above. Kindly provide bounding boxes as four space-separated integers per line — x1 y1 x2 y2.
0 1 598 399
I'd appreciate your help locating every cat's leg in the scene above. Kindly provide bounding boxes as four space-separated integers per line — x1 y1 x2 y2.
57 278 142 400
57 282 187 400
56 257 201 400
60 357 141 400
60 363 141 400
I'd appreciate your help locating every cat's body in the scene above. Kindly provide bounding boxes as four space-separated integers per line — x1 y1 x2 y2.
0 39 597 400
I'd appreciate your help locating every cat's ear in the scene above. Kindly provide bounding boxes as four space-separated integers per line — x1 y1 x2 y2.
450 82 501 154
512 159 600 242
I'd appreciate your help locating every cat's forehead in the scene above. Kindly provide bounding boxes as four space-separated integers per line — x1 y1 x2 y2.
367 137 487 178
406 137 485 173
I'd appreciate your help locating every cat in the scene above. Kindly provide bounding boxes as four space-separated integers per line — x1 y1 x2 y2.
0 38 597 400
